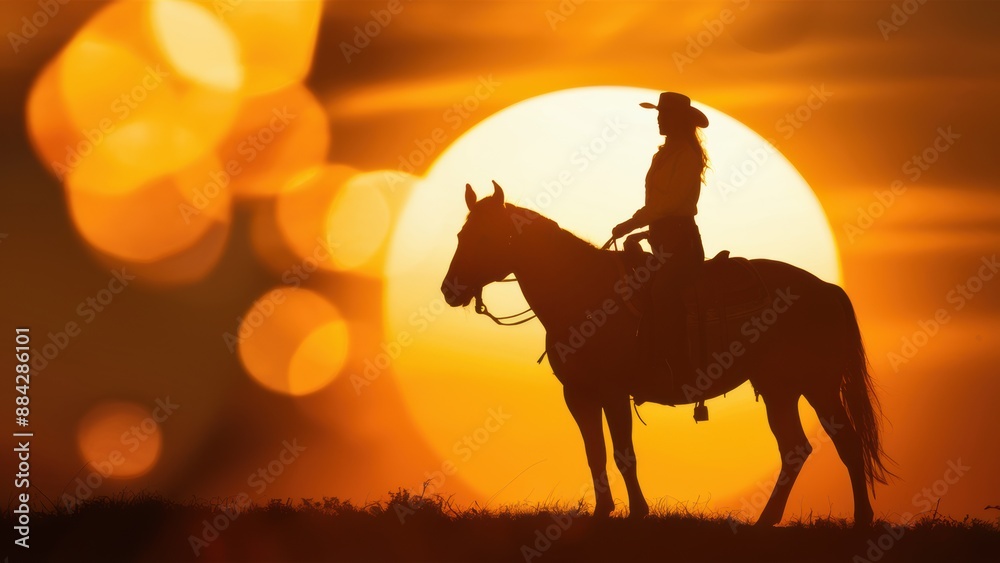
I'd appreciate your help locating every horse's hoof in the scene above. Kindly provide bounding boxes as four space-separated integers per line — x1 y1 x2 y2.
629 504 650 519
753 516 779 528
593 503 614 519
854 511 875 528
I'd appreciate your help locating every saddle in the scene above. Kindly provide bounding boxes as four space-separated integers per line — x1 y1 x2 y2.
618 246 771 408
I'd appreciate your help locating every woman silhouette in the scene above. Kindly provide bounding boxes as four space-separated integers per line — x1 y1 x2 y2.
612 91 709 380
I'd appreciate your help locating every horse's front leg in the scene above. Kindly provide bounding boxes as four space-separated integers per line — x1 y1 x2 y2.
564 384 614 517
604 393 649 518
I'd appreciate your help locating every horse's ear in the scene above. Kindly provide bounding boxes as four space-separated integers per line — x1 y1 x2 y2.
465 183 477 211
491 180 505 206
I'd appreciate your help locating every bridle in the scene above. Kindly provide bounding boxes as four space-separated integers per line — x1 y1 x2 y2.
473 278 537 326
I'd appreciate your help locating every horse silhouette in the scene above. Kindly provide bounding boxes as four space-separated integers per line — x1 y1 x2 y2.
441 181 893 526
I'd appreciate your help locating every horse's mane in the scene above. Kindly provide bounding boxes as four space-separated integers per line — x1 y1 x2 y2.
505 203 601 258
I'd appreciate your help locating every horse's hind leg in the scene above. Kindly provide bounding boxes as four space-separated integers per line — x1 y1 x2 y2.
804 389 874 526
756 392 811 527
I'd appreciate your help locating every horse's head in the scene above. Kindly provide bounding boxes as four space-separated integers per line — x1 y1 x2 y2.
441 181 516 307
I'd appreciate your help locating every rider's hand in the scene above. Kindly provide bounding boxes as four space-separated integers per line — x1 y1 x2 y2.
612 220 635 239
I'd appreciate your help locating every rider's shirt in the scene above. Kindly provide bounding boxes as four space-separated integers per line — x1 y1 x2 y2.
630 140 702 227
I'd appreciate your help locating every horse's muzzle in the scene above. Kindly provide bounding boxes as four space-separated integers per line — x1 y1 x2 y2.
442 284 472 307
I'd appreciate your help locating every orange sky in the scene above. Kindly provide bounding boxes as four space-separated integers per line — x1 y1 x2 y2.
1 0 998 524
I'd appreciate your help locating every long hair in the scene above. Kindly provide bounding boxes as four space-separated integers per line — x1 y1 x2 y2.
663 123 709 182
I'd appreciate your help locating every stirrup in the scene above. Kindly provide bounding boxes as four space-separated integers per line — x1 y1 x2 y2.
693 401 708 423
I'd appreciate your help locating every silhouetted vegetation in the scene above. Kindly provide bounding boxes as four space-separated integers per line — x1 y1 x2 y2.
4 490 998 562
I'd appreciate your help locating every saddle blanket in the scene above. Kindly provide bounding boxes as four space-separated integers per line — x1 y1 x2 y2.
682 250 772 369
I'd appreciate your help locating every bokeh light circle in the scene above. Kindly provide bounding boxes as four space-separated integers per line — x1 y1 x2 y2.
216 84 330 198
66 156 231 262
273 167 419 276
238 288 350 396
77 402 163 479
274 165 355 268
193 0 323 95
151 0 243 91
322 172 394 272
26 59 78 179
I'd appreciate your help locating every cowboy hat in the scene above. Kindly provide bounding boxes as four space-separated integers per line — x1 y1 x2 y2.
639 92 709 128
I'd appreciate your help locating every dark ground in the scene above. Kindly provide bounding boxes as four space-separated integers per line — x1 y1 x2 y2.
4 492 999 562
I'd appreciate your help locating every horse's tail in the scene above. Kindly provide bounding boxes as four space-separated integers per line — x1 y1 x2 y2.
836 286 895 494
